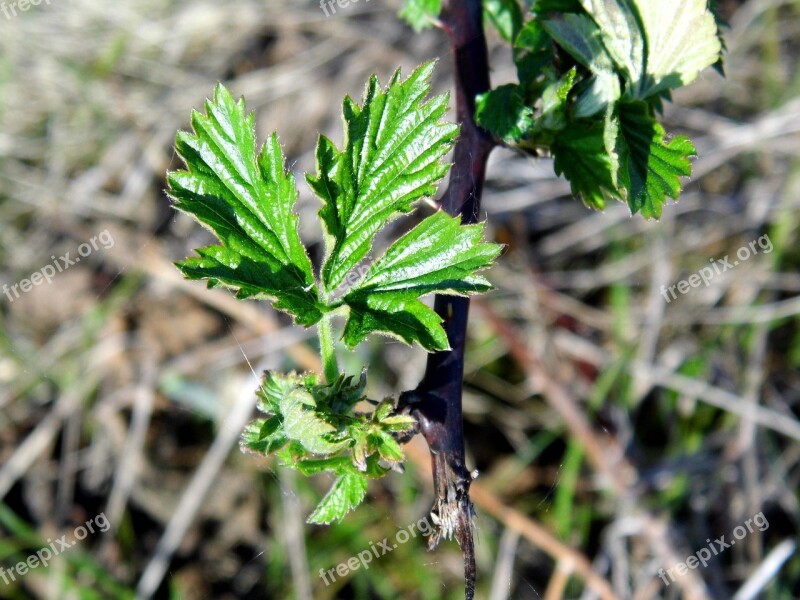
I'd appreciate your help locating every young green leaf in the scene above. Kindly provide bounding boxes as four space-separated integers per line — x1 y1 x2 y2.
252 371 347 455
399 0 442 31
341 211 501 350
547 0 722 102
533 0 582 14
541 13 621 117
306 62 459 293
307 471 369 524
551 115 618 210
537 67 578 131
240 416 287 455
476 84 534 144
280 386 348 455
376 432 405 462
632 0 723 97
168 85 322 326
615 101 696 219
513 20 555 87
295 456 353 476
256 371 313 414
484 0 524 42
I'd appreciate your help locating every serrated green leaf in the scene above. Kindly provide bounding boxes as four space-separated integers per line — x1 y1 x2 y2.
376 432 405 462
307 65 458 294
307 471 369 524
399 0 442 31
533 0 582 14
551 114 619 210
541 13 621 117
168 85 322 326
542 13 614 72
257 371 315 414
484 0 524 42
579 0 643 87
311 370 367 415
343 293 448 351
240 416 287 455
631 0 723 97
543 2 721 104
307 62 459 293
280 386 347 455
476 84 534 144
615 101 695 218
513 20 555 87
576 0 721 100
341 211 501 350
372 400 395 423
350 212 500 296
295 456 353 476
538 68 578 130
379 414 418 432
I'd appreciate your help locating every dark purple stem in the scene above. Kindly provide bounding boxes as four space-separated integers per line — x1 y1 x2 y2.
399 2 494 598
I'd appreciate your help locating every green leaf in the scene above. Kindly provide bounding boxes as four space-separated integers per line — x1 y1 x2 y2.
484 0 524 42
475 84 534 144
379 414 418 432
551 114 618 210
256 371 312 414
533 0 582 14
541 13 621 117
307 471 369 524
372 400 395 423
341 211 501 350
376 432 405 462
615 101 696 218
578 0 643 88
576 0 722 99
240 416 287 455
295 456 353 476
280 386 347 455
399 0 442 31
573 70 621 118
513 20 555 87
537 68 578 131
631 0 723 97
311 370 367 415
542 12 614 72
168 85 322 326
307 62 459 293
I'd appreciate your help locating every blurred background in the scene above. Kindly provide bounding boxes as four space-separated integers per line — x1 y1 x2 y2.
1 0 800 598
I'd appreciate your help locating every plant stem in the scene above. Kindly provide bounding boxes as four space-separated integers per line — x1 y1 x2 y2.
398 1 495 598
318 314 339 384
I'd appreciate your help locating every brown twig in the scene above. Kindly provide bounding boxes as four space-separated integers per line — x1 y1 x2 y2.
397 1 494 598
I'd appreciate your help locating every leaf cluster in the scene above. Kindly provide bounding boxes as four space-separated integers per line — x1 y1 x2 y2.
169 62 501 522
241 371 417 523
168 62 499 338
400 0 724 218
